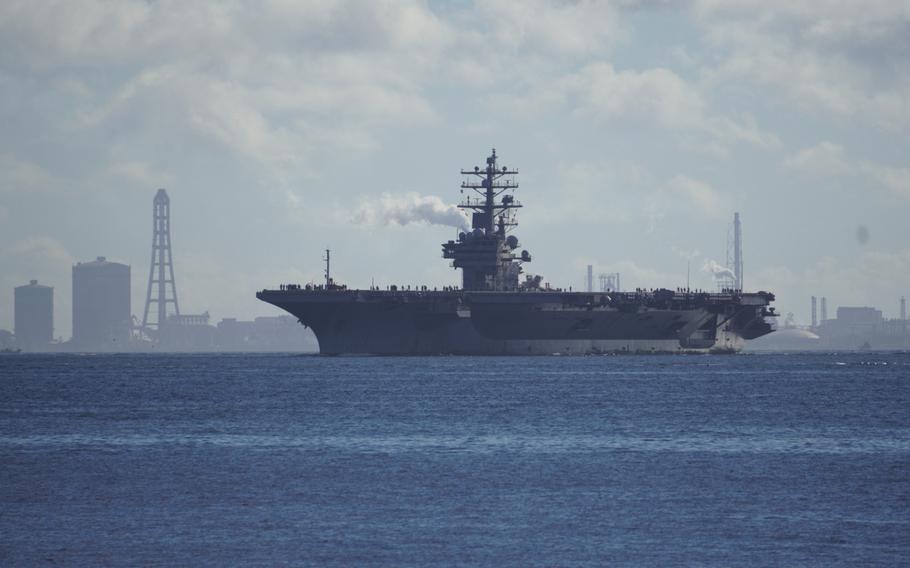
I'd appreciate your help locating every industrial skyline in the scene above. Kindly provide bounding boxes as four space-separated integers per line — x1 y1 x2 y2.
1 188 317 352
2 189 907 346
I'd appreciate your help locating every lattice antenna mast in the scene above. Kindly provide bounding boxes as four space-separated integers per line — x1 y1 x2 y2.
459 148 521 233
142 189 180 331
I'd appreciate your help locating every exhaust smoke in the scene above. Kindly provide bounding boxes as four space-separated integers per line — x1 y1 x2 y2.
702 259 735 280
352 192 469 231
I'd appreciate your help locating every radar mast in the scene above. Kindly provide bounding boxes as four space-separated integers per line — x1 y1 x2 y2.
442 149 531 291
458 148 521 234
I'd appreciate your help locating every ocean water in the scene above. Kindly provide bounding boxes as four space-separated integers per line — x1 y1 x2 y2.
1 353 908 566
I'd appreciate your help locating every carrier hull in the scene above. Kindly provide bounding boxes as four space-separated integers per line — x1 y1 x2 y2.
257 288 775 355
257 149 776 354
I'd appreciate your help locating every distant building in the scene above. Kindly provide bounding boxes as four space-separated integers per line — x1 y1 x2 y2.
0 329 15 350
14 280 53 351
814 306 908 350
749 301 910 352
144 313 316 352
72 257 131 350
216 315 318 352
158 312 217 351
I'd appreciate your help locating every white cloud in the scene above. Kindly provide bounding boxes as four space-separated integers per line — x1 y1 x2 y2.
572 64 706 128
784 141 851 177
1 1 451 182
860 162 910 197
493 63 704 127
672 246 702 261
285 190 301 208
0 1 453 69
666 174 726 218
474 0 621 56
695 0 910 130
3 236 73 265
694 0 910 52
785 141 910 197
0 154 58 193
107 161 173 188
494 62 778 150
523 160 641 226
644 194 666 234
702 113 780 150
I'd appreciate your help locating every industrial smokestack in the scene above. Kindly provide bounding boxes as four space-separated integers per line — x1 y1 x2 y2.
586 265 593 293
820 297 828 323
733 212 742 290
811 296 818 328
901 296 907 321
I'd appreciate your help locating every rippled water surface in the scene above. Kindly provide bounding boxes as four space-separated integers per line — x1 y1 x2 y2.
1 353 908 566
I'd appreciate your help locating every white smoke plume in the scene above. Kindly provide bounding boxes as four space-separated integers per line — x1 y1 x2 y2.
352 192 470 231
702 259 735 280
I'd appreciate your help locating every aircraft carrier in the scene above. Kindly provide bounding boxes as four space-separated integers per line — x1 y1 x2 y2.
257 149 777 355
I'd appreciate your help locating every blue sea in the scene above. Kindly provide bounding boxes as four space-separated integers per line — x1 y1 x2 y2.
1 353 908 566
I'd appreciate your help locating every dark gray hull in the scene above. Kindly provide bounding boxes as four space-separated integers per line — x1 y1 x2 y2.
258 150 777 355
256 288 775 355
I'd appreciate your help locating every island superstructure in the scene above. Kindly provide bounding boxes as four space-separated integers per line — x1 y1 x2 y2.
257 149 776 354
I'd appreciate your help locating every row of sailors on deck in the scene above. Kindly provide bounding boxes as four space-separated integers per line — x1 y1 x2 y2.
278 283 463 292
279 283 349 291
367 285 461 292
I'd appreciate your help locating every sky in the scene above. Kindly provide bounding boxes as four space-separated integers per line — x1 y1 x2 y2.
1 0 908 339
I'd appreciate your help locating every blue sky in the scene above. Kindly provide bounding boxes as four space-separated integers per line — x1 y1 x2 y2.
1 0 908 339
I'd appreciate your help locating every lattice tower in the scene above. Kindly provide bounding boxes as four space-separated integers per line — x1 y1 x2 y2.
142 189 180 331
